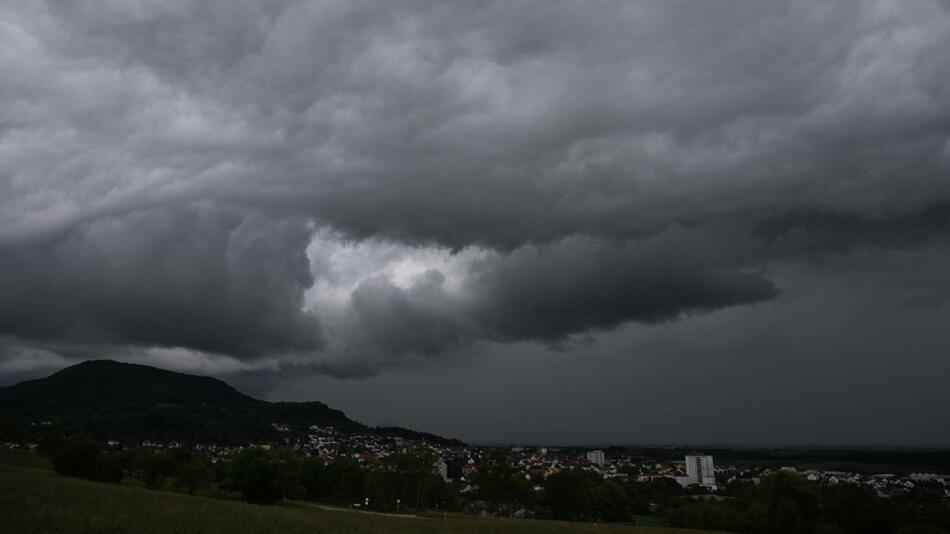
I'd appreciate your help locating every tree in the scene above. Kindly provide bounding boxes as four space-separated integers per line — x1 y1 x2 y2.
228 447 300 504
174 457 213 494
822 483 897 534
744 502 771 533
300 457 326 499
143 453 177 488
391 447 442 510
758 472 821 522
364 467 400 511
0 416 28 444
544 470 599 521
51 435 121 483
117 449 148 477
477 450 530 507
322 457 365 504
590 480 630 522
624 476 685 512
770 497 802 534
36 432 67 457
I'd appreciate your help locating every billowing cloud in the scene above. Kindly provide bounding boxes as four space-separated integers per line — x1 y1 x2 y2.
0 204 322 357
754 202 950 255
468 236 777 342
4 0 950 248
1 0 949 414
293 227 779 376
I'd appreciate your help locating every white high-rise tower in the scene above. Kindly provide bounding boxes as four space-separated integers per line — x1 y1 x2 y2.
685 455 717 489
586 450 606 465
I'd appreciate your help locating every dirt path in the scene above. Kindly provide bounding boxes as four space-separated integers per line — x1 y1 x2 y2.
295 501 426 519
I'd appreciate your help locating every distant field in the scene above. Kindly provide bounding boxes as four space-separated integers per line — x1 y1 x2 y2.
794 462 950 475
721 456 950 475
701 457 950 475
0 452 721 534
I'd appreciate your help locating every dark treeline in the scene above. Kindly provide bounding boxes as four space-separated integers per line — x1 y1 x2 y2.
39 437 950 533
42 435 453 510
668 473 950 534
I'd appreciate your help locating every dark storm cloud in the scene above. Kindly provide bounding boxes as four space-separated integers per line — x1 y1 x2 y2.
4 1 950 248
753 202 950 254
274 245 950 446
249 0 950 250
329 230 777 369
0 204 322 356
467 236 777 342
1 0 950 384
348 270 478 356
331 196 950 364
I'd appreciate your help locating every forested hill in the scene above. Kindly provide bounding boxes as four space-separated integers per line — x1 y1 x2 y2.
3 360 257 411
0 360 462 447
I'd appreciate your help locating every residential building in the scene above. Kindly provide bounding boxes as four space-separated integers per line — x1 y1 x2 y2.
586 450 606 466
685 454 717 489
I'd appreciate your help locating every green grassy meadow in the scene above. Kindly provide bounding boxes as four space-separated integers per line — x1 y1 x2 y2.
0 450 722 534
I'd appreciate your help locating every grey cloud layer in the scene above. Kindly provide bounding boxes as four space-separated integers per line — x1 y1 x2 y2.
2 1 950 374
4 1 950 246
275 244 950 446
339 232 777 357
0 205 322 356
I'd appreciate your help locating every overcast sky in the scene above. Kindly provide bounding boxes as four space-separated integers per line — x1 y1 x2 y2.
2 0 950 446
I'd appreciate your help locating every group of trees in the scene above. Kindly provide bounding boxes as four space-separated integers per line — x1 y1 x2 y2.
668 471 950 534
470 450 683 522
45 435 450 511
49 435 123 483
47 435 216 493
225 447 452 509
543 470 630 522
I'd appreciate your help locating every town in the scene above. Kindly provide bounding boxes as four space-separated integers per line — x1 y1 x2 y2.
6 416 950 530
19 420 943 509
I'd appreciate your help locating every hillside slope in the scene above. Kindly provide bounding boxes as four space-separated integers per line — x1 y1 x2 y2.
0 457 718 534
0 360 458 445
1 360 255 414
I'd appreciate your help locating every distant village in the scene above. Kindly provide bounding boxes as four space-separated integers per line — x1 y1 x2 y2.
11 420 945 504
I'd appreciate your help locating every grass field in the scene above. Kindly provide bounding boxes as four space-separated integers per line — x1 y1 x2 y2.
0 451 722 534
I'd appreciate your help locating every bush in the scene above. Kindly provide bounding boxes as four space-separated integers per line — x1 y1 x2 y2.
543 470 600 521
590 480 630 522
174 457 213 494
143 453 177 488
228 447 300 504
51 435 121 483
300 457 326 499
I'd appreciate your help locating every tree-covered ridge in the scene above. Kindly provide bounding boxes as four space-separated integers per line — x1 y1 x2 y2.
0 360 459 446
2 360 255 414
